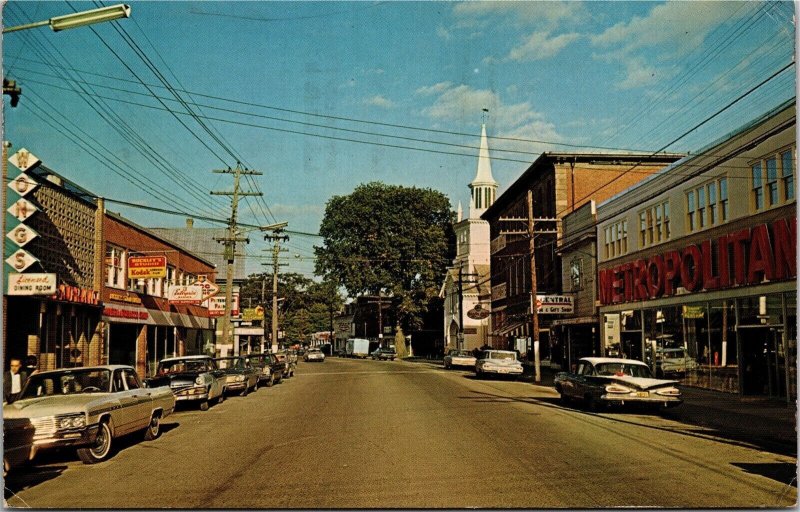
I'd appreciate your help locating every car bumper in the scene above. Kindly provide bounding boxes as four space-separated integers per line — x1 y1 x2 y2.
174 385 209 401
226 381 247 390
601 394 683 407
30 424 101 458
479 367 523 375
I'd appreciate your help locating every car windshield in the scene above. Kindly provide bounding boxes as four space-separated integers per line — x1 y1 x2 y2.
20 369 112 398
487 352 516 360
454 351 472 357
216 358 243 370
157 359 208 374
595 363 653 378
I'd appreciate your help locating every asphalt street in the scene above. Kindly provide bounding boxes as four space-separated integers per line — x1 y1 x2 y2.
4 357 797 508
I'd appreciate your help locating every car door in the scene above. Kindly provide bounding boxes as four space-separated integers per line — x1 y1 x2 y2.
111 369 139 435
123 369 151 430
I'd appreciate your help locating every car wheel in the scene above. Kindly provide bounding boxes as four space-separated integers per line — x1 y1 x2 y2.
240 385 249 397
143 412 161 441
267 374 275 387
253 379 259 392
200 400 210 411
585 394 598 412
559 392 569 405
216 392 225 404
77 420 113 464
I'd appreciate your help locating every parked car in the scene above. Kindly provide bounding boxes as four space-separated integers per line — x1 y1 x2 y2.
245 353 284 386
215 357 259 396
655 347 700 378
275 351 296 378
371 347 396 361
304 348 326 362
4 417 34 477
554 357 683 411
334 348 347 357
2 365 175 464
475 350 524 379
443 349 477 369
146 355 226 411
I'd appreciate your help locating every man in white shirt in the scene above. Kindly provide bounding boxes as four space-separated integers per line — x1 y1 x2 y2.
3 358 28 403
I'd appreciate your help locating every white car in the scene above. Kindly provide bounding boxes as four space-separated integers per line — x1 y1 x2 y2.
443 349 477 369
3 365 175 466
475 350 524 378
554 357 682 410
304 349 325 362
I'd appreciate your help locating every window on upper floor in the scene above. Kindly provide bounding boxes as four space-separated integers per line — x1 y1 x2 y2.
687 177 727 233
569 258 583 291
638 201 669 248
604 219 627 259
752 147 795 211
105 245 125 289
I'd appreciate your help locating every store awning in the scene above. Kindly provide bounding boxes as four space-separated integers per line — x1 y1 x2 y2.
492 320 527 336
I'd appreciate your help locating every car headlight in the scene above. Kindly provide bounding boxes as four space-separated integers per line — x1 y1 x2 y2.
655 387 681 397
57 414 86 429
237 375 246 382
605 384 634 394
195 376 204 385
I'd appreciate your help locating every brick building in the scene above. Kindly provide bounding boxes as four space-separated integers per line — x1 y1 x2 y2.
481 152 683 366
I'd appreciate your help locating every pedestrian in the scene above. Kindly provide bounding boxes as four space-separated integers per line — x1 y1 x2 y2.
4 358 28 403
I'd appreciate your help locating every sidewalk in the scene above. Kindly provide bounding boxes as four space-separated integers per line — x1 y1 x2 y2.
403 357 797 456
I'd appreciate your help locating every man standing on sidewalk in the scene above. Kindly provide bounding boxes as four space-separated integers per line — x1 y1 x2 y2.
3 358 28 403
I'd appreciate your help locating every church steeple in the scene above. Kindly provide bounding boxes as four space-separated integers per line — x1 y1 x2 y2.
468 121 498 219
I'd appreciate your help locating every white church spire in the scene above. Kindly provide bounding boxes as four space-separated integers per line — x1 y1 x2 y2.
468 121 498 219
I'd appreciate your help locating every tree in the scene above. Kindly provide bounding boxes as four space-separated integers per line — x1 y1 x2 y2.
238 272 343 343
314 182 455 334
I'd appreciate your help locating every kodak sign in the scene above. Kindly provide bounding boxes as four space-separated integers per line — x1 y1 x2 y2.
599 218 796 305
128 255 167 279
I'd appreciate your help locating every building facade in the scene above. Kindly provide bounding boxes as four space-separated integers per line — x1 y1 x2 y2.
552 200 600 370
596 100 796 399
103 213 217 379
482 152 683 364
440 124 496 352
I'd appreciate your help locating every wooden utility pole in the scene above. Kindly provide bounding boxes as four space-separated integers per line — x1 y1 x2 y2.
211 164 262 355
454 263 478 350
527 190 541 383
263 227 289 351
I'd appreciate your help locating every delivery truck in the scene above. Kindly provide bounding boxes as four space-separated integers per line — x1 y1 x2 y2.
345 338 371 358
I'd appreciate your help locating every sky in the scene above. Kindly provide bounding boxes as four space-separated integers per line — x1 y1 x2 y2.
2 1 796 280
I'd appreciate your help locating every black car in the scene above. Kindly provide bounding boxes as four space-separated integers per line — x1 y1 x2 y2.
245 353 285 387
214 356 260 396
146 355 227 410
372 347 396 361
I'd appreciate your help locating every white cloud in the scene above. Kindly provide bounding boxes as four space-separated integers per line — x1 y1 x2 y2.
452 1 587 28
417 83 565 152
436 25 451 41
363 95 395 109
415 81 454 96
506 30 581 62
591 1 744 59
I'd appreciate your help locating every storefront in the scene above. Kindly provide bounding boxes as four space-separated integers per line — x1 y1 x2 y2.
596 100 796 400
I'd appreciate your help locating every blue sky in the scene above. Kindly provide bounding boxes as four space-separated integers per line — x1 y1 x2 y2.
3 1 796 279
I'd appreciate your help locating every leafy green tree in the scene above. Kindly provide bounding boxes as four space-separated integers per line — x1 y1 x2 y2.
238 272 343 342
314 182 455 334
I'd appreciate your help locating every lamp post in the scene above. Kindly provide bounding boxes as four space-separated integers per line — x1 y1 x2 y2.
3 4 131 33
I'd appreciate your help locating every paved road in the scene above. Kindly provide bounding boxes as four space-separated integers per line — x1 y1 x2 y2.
5 357 796 508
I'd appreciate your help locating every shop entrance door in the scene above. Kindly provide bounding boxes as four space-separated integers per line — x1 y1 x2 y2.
739 326 786 398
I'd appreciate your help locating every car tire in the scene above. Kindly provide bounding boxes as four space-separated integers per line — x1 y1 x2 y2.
267 374 275 387
240 385 249 397
143 412 161 441
200 400 210 411
216 392 225 404
253 379 259 391
559 392 569 405
77 419 113 464
585 394 598 412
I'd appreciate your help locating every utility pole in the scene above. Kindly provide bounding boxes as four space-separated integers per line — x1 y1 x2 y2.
210 164 262 356
527 190 541 383
497 192 558 383
263 225 289 351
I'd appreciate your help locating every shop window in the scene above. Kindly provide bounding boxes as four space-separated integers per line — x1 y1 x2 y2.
719 178 728 221
697 187 705 228
781 149 794 201
708 181 717 225
766 157 779 206
569 258 582 291
687 177 727 232
603 219 627 258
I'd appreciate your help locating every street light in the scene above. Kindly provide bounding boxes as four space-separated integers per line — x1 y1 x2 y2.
3 4 131 33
